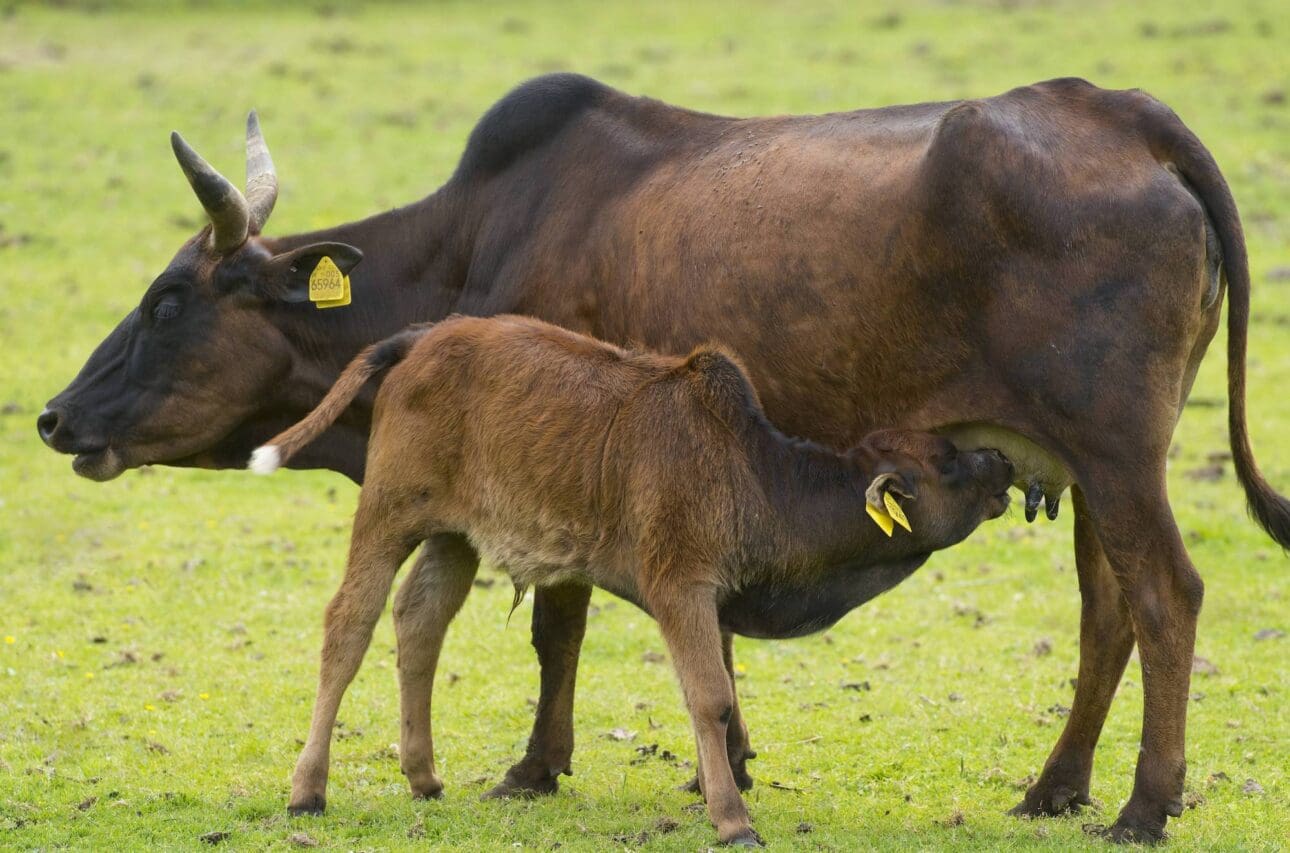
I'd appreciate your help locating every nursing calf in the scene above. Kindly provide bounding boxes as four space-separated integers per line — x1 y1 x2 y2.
252 314 1013 845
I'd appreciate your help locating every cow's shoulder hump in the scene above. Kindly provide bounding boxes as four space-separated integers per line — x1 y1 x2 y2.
455 73 613 178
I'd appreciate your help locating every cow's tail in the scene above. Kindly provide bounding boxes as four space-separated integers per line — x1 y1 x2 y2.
1138 92 1290 549
249 325 431 475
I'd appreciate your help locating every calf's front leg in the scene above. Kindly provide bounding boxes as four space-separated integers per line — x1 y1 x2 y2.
682 629 756 794
288 500 418 815
651 585 760 846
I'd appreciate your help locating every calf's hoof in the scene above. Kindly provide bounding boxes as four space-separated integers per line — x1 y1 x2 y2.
286 793 326 816
721 827 764 847
1008 782 1092 817
408 775 445 801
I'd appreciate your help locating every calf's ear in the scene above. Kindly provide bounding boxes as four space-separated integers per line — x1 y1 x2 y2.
258 242 364 303
865 471 916 536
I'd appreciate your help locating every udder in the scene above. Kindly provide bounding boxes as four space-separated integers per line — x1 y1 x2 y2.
939 423 1073 522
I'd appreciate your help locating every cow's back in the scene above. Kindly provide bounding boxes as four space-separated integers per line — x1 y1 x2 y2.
450 76 1218 456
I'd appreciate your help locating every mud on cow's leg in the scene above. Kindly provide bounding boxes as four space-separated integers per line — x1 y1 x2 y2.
682 630 756 795
1078 468 1203 843
1011 486 1135 818
393 534 480 800
484 582 592 799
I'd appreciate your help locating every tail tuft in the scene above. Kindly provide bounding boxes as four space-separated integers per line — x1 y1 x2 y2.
249 445 281 475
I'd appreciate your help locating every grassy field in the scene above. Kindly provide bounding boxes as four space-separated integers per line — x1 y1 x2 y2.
1 0 1287 849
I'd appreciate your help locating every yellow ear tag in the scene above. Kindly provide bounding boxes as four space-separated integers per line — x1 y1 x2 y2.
884 491 912 533
309 256 351 309
866 503 895 537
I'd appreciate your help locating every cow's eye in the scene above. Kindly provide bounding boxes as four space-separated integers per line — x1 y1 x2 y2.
152 295 182 321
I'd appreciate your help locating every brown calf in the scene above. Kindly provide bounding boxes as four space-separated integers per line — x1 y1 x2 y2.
252 315 1013 845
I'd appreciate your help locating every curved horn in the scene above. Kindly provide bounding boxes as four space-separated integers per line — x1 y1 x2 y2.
244 110 278 234
171 131 249 253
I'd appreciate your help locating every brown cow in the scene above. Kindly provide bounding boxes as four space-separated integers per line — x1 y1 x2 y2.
250 314 1015 845
39 75 1289 842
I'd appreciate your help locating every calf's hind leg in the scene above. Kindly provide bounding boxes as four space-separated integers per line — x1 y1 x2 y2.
394 533 479 800
288 496 421 815
1011 486 1135 817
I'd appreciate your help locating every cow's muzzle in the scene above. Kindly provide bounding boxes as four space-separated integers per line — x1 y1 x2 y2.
37 405 127 481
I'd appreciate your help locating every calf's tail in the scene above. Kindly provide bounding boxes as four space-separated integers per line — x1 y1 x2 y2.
249 325 431 475
1138 92 1290 549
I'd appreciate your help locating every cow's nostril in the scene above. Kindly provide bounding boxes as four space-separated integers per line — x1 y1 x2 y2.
37 408 61 445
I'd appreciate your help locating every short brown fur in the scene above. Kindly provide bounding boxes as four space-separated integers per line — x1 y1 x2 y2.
263 315 1012 845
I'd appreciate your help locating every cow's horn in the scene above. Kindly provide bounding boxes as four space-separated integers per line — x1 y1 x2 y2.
171 130 249 253
244 110 278 234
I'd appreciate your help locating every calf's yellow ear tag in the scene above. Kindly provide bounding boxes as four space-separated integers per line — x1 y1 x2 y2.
866 502 895 537
884 492 912 533
309 256 351 309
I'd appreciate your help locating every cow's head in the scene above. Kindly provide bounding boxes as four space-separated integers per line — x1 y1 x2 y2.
38 114 362 480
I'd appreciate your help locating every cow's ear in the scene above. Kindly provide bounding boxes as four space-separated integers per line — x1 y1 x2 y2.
258 242 363 303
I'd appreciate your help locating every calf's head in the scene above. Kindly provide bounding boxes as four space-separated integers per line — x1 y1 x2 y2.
854 429 1013 550
37 114 361 480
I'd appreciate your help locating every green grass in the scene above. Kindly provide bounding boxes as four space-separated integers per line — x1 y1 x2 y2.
1 0 1287 849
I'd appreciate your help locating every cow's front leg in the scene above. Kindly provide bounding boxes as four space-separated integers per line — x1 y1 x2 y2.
394 533 479 800
682 630 755 794
1011 486 1134 817
484 581 592 798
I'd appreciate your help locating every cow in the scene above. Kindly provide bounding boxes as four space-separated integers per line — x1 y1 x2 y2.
38 74 1288 843
248 313 1016 845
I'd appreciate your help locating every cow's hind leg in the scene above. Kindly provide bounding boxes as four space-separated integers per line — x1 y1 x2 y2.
682 630 756 794
289 496 421 815
1078 462 1203 843
485 581 592 799
394 533 479 800
1011 485 1134 817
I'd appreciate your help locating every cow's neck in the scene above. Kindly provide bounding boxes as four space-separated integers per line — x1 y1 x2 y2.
254 187 470 481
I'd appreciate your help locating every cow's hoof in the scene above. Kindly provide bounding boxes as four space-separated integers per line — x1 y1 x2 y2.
1009 783 1092 817
482 772 559 800
287 794 326 816
1084 820 1167 845
722 827 764 847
